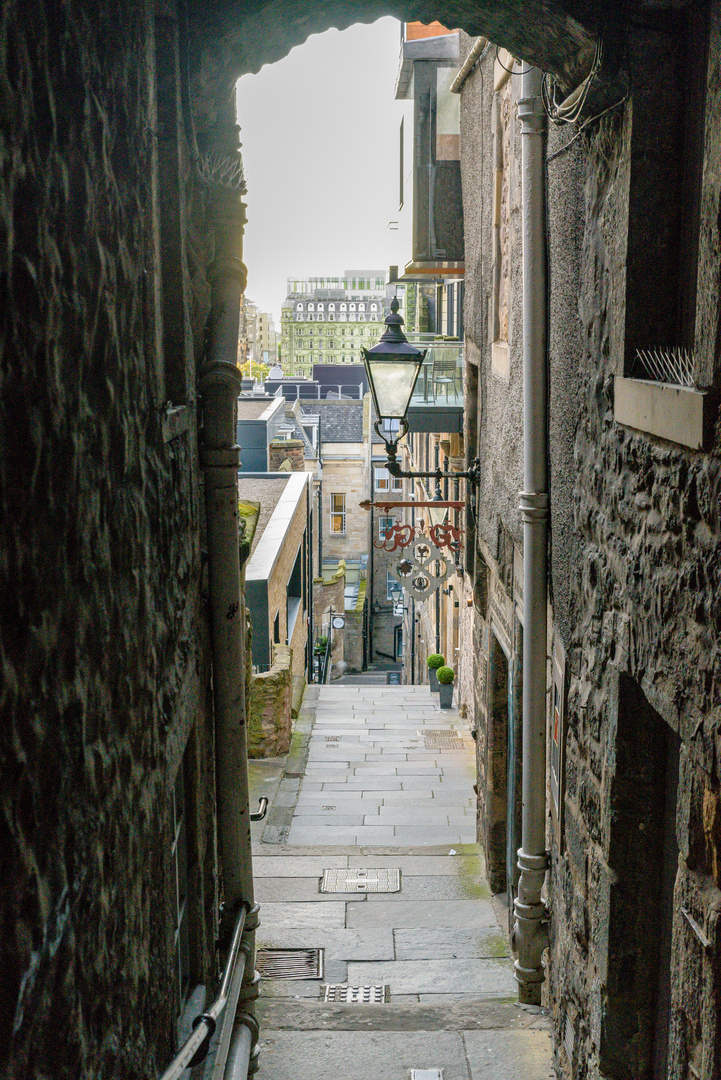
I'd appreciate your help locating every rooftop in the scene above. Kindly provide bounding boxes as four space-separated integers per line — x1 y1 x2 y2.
302 399 364 443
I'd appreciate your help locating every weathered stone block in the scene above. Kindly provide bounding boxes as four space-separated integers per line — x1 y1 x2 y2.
248 646 293 758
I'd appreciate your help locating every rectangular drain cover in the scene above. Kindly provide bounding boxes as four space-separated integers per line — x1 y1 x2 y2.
410 1071 444 1080
425 736 466 749
320 868 400 893
419 729 458 737
256 949 324 979
322 984 390 1003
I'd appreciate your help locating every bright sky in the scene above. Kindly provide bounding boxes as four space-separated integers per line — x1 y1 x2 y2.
236 18 412 324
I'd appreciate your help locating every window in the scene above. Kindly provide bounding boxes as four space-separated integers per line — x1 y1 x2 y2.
330 493 346 534
375 466 403 492
371 303 378 312
308 303 314 311
317 303 324 311
296 303 303 311
359 304 365 311
329 303 335 310
379 515 394 540
340 303 347 311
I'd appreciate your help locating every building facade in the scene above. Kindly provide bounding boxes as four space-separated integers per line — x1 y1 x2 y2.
280 271 387 376
453 17 721 1080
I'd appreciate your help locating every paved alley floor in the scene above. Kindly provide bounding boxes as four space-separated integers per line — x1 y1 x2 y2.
248 684 552 1080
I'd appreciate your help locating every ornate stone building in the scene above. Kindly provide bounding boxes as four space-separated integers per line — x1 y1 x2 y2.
280 272 387 375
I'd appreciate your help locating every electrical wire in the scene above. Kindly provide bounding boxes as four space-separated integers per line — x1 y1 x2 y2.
494 46 533 76
546 92 630 163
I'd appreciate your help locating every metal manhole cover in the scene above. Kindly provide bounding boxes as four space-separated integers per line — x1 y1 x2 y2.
325 736 341 742
420 729 459 737
320 868 400 893
424 736 466 749
321 984 390 1003
256 949 324 979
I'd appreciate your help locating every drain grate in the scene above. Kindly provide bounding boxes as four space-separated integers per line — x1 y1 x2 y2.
424 736 466 750
320 868 400 893
321 984 390 1003
325 736 341 742
419 729 458 737
256 948 324 980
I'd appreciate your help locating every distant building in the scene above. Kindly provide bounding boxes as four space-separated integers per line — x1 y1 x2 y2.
280 271 388 376
240 297 277 369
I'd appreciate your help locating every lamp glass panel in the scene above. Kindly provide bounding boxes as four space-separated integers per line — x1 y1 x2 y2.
367 359 421 418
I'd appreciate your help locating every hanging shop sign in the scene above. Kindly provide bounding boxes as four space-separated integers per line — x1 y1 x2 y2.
375 521 462 601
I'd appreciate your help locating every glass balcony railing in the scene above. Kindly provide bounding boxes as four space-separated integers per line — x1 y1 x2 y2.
406 340 464 409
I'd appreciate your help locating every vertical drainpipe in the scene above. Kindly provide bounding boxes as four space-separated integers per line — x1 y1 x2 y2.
198 124 259 1063
513 67 550 1005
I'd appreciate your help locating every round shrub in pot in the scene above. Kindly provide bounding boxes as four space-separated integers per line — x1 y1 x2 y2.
427 653 445 692
436 665 455 708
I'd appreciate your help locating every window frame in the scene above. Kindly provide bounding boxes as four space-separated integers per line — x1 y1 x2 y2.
330 492 346 535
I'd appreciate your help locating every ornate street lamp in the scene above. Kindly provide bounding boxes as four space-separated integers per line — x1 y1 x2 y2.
362 298 480 488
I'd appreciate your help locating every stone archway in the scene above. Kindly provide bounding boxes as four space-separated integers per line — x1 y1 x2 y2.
188 0 607 125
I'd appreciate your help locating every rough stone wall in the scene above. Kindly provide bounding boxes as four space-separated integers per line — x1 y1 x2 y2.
546 17 721 1080
248 646 293 757
0 4 226 1076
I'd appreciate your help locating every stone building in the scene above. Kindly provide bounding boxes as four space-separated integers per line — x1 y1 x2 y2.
450 12 721 1080
5 2 721 1079
301 398 371 672
280 271 387 376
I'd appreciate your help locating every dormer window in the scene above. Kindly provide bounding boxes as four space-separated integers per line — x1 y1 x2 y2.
317 303 324 311
296 303 303 311
308 303 314 311
359 304 365 311
340 303 347 311
350 303 356 311
329 303 335 310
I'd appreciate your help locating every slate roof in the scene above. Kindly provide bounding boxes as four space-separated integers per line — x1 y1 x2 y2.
304 400 364 443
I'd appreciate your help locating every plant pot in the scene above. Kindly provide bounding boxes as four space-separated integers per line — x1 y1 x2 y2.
438 682 454 708
429 668 439 693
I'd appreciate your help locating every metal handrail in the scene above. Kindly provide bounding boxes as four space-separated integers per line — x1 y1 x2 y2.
159 905 249 1080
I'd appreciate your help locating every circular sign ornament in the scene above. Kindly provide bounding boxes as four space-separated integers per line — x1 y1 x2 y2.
393 536 453 601
332 616 345 629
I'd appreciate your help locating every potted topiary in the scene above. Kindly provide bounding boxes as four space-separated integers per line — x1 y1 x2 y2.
427 653 445 693
436 665 455 708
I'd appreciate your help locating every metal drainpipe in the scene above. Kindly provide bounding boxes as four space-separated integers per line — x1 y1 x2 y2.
199 132 259 1065
513 66 550 1006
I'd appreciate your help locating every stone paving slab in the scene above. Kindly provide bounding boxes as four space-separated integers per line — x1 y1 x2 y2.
255 878 367 903
346 958 516 997
347 855 482 875
370 808 461 825
253 856 348 877
254 1030 474 1080
394 927 510 960
362 876 490 902
463 1029 554 1079
286 825 362 844
255 998 551 1032
259 902 347 929
346 899 491 929
256 926 395 961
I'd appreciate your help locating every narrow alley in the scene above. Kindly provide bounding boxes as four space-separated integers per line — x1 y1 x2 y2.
248 682 552 1080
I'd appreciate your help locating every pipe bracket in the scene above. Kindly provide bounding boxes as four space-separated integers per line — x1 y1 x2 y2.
517 94 546 131
519 491 549 522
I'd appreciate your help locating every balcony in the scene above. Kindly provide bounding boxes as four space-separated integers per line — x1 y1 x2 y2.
406 340 464 433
